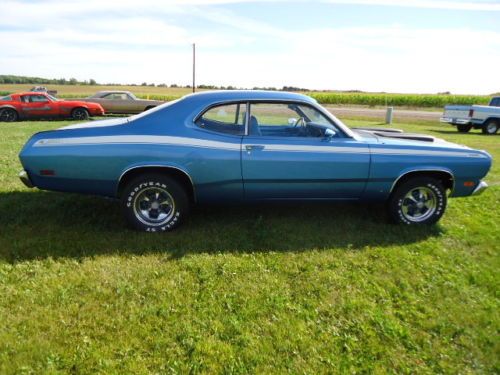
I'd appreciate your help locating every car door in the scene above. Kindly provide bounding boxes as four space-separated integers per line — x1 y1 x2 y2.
99 93 121 113
241 102 370 200
192 102 247 202
20 94 58 118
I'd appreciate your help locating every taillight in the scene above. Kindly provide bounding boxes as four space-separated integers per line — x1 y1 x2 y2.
469 109 474 117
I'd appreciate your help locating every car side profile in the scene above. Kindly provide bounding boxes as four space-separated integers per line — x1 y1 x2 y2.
19 91 492 231
441 96 500 135
0 92 104 122
76 91 164 114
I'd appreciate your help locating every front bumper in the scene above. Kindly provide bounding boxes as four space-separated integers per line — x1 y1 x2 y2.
472 181 488 196
19 170 34 188
91 109 105 116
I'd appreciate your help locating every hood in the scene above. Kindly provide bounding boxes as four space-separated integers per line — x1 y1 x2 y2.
59 117 129 130
352 127 490 157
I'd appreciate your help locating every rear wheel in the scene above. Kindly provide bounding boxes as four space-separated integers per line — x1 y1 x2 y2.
388 177 447 225
457 124 471 133
121 174 189 232
71 108 89 120
482 120 498 135
0 108 19 122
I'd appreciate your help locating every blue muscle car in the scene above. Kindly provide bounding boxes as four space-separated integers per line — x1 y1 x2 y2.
19 91 492 231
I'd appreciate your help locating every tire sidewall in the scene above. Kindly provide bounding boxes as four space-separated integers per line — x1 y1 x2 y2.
390 178 446 225
121 175 188 232
1 108 18 122
484 121 498 135
72 108 89 120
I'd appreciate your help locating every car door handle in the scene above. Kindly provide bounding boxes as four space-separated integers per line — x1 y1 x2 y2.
245 145 265 151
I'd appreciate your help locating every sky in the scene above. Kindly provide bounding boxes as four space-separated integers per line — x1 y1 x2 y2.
0 0 499 94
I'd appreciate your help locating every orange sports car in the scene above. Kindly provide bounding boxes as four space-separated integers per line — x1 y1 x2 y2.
0 92 104 121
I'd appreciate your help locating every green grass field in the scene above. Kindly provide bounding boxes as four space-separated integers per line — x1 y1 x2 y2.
0 115 498 373
0 84 493 108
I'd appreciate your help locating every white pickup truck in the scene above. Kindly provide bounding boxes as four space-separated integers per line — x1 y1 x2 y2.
441 96 500 135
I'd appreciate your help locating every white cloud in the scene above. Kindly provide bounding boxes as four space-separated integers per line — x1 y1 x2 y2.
324 0 500 11
0 0 499 94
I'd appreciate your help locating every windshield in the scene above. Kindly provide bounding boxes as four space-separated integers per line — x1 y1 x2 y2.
47 94 58 101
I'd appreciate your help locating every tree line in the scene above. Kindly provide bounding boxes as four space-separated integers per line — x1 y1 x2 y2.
0 75 314 92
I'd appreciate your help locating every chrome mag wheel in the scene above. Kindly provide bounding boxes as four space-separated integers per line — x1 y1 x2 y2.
401 186 437 223
133 186 175 226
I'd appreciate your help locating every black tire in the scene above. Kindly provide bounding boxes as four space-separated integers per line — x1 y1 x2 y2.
388 177 447 225
482 120 498 135
71 108 89 121
121 174 189 232
0 108 19 122
144 106 156 112
457 124 472 133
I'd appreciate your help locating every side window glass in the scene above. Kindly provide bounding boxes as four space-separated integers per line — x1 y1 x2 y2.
249 102 337 138
196 103 246 135
22 95 47 103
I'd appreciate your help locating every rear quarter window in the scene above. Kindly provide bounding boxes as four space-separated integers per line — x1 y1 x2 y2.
0 95 13 101
195 103 246 135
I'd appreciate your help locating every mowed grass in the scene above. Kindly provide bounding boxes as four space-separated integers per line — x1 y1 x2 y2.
0 115 499 374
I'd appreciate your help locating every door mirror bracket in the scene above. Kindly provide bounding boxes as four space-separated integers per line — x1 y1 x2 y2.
324 128 337 140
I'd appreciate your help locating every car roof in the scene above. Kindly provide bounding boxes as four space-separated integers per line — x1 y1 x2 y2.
13 92 50 96
94 91 132 95
182 90 316 104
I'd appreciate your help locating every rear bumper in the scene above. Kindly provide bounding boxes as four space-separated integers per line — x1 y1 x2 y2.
440 117 471 125
19 170 34 188
472 181 488 196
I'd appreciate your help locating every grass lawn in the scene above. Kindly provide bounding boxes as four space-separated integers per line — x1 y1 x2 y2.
0 116 498 374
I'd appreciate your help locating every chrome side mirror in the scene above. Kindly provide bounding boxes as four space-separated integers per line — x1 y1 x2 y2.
324 128 337 139
288 117 297 125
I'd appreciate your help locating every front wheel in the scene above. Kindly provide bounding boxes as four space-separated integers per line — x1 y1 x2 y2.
457 124 471 133
482 120 498 135
121 174 189 232
71 108 89 120
388 177 447 225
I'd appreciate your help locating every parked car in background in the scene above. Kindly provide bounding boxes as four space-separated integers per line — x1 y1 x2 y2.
0 92 104 122
77 91 164 114
30 86 58 96
19 91 491 232
441 96 500 134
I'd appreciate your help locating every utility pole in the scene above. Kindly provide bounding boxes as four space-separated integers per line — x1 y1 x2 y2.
192 43 196 93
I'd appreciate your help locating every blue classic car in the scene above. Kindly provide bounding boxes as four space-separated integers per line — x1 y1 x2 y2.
19 91 491 231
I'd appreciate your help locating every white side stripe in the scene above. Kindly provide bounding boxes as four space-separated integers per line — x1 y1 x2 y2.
34 136 487 158
34 135 240 151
